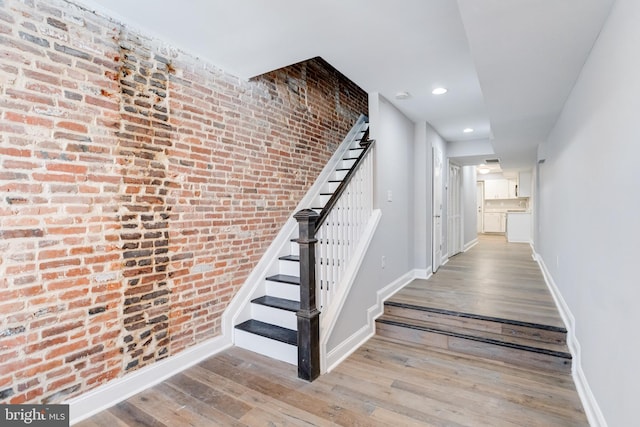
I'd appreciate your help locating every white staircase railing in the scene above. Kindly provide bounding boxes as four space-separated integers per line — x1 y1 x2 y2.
316 145 374 310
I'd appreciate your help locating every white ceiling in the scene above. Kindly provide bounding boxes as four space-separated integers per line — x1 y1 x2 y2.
75 0 614 170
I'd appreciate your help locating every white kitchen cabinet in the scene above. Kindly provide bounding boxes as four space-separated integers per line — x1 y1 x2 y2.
518 171 532 197
484 179 510 199
508 179 518 198
483 212 505 233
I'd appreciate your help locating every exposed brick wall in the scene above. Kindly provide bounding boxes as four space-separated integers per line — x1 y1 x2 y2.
0 0 367 404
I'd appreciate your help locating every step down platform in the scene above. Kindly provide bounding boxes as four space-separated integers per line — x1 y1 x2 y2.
377 301 572 373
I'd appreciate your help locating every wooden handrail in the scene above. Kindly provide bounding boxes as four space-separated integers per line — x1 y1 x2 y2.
314 132 375 233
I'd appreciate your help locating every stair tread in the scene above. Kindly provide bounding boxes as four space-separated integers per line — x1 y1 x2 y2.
279 255 299 262
377 315 571 358
235 319 297 346
252 295 300 312
265 274 300 285
384 300 567 332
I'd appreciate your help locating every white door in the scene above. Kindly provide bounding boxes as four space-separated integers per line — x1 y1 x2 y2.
448 163 462 256
432 146 443 272
477 182 484 233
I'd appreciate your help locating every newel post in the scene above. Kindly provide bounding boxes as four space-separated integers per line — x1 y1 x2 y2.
294 208 320 381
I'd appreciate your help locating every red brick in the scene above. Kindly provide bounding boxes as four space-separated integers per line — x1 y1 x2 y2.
45 340 88 360
6 89 54 106
42 321 84 339
57 121 88 133
46 163 88 174
4 111 54 127
10 388 44 404
32 172 76 183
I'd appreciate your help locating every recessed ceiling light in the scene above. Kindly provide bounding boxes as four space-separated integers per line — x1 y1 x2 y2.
395 91 411 100
432 87 447 95
463 128 474 133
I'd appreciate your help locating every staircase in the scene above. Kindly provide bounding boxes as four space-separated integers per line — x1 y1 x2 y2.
234 238 301 364
233 117 371 367
376 302 572 373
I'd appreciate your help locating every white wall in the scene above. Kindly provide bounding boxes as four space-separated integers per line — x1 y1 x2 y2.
447 138 495 159
413 122 430 271
326 94 417 349
537 0 640 425
461 165 477 246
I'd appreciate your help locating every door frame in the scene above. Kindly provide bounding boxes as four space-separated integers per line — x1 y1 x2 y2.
477 181 484 233
432 146 443 273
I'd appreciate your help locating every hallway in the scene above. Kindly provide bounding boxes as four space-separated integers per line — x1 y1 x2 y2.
76 235 587 426
390 234 565 328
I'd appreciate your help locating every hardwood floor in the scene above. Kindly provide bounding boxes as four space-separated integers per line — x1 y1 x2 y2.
76 235 588 426
392 234 565 328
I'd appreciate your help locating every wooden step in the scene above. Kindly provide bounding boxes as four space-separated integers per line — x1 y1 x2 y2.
234 320 297 365
380 313 568 354
384 301 567 345
252 295 299 312
376 317 572 374
265 274 300 285
235 319 297 346
265 274 300 301
378 301 572 374
251 296 299 330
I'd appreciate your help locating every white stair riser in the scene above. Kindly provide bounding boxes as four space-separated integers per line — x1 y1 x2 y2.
333 170 348 181
348 148 364 157
315 194 331 207
278 259 299 276
251 304 297 330
234 329 297 365
322 182 340 193
339 159 357 169
350 139 365 149
266 281 300 301
289 241 299 257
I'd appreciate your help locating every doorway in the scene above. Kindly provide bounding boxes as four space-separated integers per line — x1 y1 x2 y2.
448 163 462 256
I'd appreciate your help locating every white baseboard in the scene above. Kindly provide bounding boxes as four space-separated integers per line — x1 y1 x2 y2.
324 270 417 372
413 267 433 280
67 335 232 425
463 238 479 252
534 253 608 427
325 323 373 373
